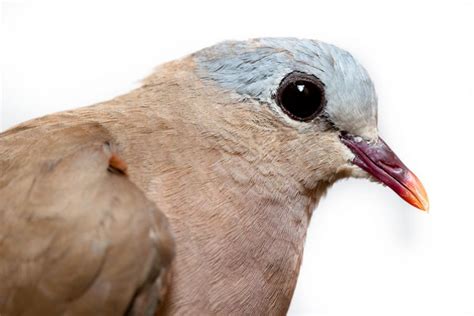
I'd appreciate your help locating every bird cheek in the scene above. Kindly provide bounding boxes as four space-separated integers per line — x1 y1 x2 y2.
300 145 349 189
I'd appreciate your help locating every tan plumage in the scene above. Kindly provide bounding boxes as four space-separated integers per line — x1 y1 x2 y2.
1 38 428 315
0 123 174 315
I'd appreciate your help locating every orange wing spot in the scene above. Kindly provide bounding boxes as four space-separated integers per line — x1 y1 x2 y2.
108 154 128 175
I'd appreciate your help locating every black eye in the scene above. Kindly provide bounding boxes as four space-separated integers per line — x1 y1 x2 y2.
275 71 326 121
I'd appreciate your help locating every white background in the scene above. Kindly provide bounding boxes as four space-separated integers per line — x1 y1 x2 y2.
2 1 473 315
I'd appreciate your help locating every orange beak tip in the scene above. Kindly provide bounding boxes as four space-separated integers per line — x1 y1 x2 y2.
406 174 430 212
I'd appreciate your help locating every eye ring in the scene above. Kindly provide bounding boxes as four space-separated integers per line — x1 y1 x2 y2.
275 71 326 122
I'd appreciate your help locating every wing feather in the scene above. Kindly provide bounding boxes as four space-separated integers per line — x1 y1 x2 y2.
0 125 174 316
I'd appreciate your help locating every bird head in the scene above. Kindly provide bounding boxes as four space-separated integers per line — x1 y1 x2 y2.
182 38 428 211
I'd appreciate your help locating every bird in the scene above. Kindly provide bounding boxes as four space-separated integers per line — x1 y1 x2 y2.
0 38 429 315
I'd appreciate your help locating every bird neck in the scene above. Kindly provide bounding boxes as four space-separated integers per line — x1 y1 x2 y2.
90 64 330 313
93 100 325 315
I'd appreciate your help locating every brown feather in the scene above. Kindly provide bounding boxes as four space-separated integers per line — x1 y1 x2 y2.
0 126 174 315
1 56 355 315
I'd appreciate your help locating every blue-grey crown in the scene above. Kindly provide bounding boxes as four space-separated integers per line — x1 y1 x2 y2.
194 37 378 138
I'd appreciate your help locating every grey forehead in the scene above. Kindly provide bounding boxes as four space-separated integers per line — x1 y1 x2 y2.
194 38 378 137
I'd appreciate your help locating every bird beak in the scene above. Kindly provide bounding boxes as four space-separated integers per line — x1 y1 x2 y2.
340 133 429 211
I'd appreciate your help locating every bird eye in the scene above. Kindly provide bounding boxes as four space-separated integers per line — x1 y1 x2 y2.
275 72 326 121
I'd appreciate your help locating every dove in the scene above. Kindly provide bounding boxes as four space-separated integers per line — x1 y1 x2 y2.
0 38 428 315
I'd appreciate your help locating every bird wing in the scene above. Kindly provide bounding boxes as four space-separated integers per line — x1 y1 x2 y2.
0 122 174 316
